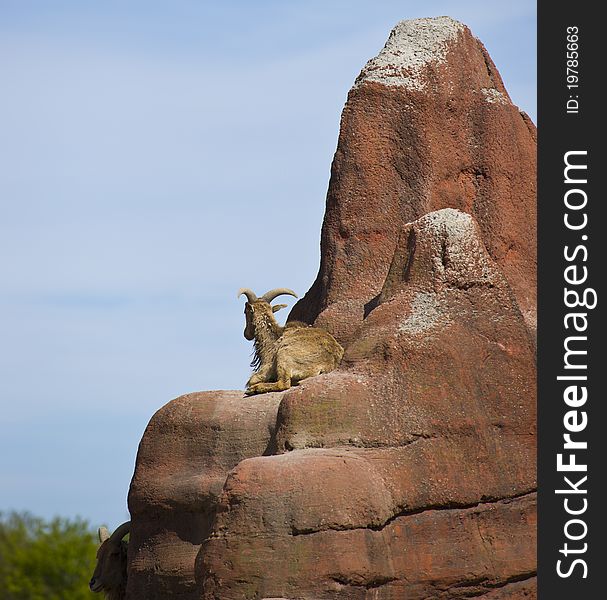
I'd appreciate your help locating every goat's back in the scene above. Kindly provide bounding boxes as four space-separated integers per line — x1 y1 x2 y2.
277 324 343 380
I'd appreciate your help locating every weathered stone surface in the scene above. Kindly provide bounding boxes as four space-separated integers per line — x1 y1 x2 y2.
201 486 536 599
289 16 537 343
196 209 536 598
275 210 536 459
126 16 536 600
126 391 283 599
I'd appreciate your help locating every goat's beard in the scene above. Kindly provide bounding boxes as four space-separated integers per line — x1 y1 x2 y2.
249 313 281 373
103 584 126 600
250 339 262 371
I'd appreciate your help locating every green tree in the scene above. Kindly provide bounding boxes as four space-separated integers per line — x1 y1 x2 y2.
0 511 98 600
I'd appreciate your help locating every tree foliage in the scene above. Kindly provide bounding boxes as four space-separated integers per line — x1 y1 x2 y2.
0 511 98 600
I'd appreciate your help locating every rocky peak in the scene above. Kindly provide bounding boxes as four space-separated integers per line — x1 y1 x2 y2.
355 16 466 90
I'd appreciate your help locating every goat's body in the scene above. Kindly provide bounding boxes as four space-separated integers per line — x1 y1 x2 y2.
239 288 344 395
246 321 344 395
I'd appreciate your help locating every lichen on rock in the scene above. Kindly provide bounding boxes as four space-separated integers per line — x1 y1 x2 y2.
355 16 465 90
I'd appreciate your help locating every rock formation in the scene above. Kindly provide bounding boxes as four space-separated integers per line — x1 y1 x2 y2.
127 392 283 597
126 16 537 600
289 16 537 343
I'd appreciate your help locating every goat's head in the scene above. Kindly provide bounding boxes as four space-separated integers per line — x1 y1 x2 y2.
89 521 130 596
238 288 298 340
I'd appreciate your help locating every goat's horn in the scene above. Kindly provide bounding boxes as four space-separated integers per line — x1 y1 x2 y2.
108 521 131 543
260 288 298 303
237 288 257 303
98 526 110 543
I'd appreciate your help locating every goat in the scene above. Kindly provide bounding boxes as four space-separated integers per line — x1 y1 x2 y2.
238 287 344 395
89 521 130 600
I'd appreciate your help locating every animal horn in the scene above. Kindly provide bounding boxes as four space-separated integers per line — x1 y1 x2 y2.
108 521 131 543
98 526 110 543
260 288 298 303
237 288 258 303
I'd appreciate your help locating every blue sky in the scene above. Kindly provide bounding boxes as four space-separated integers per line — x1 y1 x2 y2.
0 1 536 530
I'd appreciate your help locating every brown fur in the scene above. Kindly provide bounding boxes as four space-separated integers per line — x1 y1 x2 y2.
89 532 128 599
243 298 344 395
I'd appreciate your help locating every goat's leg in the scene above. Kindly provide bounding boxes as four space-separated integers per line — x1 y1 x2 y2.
246 363 273 390
246 365 292 395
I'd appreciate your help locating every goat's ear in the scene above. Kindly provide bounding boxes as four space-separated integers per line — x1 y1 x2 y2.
272 303 288 313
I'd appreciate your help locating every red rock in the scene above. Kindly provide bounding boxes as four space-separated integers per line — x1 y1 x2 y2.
196 208 536 598
125 17 536 600
202 486 536 599
126 391 283 598
289 16 537 343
